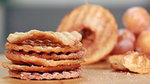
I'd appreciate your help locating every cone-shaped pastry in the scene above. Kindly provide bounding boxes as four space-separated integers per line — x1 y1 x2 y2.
57 4 118 64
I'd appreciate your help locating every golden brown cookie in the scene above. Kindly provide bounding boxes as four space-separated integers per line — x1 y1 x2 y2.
5 48 86 60
9 69 81 80
6 51 81 66
57 4 118 64
7 30 81 47
5 42 82 53
2 62 80 72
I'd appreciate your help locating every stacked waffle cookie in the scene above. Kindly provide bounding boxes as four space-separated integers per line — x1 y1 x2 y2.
2 30 86 80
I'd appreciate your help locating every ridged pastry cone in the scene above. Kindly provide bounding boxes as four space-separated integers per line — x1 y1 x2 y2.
57 4 118 64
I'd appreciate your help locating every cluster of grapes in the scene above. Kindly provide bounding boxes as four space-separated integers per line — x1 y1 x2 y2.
111 7 150 56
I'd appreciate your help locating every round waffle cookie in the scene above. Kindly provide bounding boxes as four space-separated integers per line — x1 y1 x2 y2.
9 69 81 80
5 42 82 53
5 51 81 66
7 30 82 47
5 48 86 60
2 62 80 72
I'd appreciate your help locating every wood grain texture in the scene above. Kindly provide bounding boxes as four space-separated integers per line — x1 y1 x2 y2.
1 55 150 84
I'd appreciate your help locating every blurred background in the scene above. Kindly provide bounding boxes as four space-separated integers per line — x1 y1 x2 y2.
0 0 150 54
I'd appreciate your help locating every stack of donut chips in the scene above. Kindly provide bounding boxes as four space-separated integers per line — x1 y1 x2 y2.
2 30 86 80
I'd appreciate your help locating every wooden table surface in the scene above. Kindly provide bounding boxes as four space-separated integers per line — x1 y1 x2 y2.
1 55 150 84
